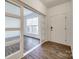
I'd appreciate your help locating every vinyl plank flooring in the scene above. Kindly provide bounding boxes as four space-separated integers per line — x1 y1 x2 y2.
24 36 40 52
22 41 72 59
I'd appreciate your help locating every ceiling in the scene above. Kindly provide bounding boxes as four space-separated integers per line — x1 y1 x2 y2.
40 0 71 8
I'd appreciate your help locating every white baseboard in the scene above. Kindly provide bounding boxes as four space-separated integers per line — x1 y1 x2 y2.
47 40 71 47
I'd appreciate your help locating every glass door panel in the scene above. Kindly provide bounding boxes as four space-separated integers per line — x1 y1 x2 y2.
24 8 40 54
5 1 21 59
5 31 20 56
5 17 20 28
5 1 20 16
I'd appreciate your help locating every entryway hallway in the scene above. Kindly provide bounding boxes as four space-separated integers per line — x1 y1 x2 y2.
22 41 72 59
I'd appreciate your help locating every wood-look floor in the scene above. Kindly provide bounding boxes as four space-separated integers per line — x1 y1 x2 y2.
24 36 40 52
5 36 40 56
22 41 72 59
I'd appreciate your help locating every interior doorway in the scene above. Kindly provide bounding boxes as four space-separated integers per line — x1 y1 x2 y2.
23 8 40 53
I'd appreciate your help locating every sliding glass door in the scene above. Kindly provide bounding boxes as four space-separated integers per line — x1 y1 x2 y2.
5 0 44 59
5 1 23 59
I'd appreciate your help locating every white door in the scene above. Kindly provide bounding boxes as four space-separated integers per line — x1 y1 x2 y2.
50 14 66 45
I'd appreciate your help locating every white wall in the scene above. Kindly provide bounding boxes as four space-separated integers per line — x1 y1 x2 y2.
21 0 47 15
46 1 72 46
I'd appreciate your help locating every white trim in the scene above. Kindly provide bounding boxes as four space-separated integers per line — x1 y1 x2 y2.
23 40 46 57
20 4 24 58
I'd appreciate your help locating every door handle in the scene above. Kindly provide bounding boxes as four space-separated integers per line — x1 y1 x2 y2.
51 26 53 31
